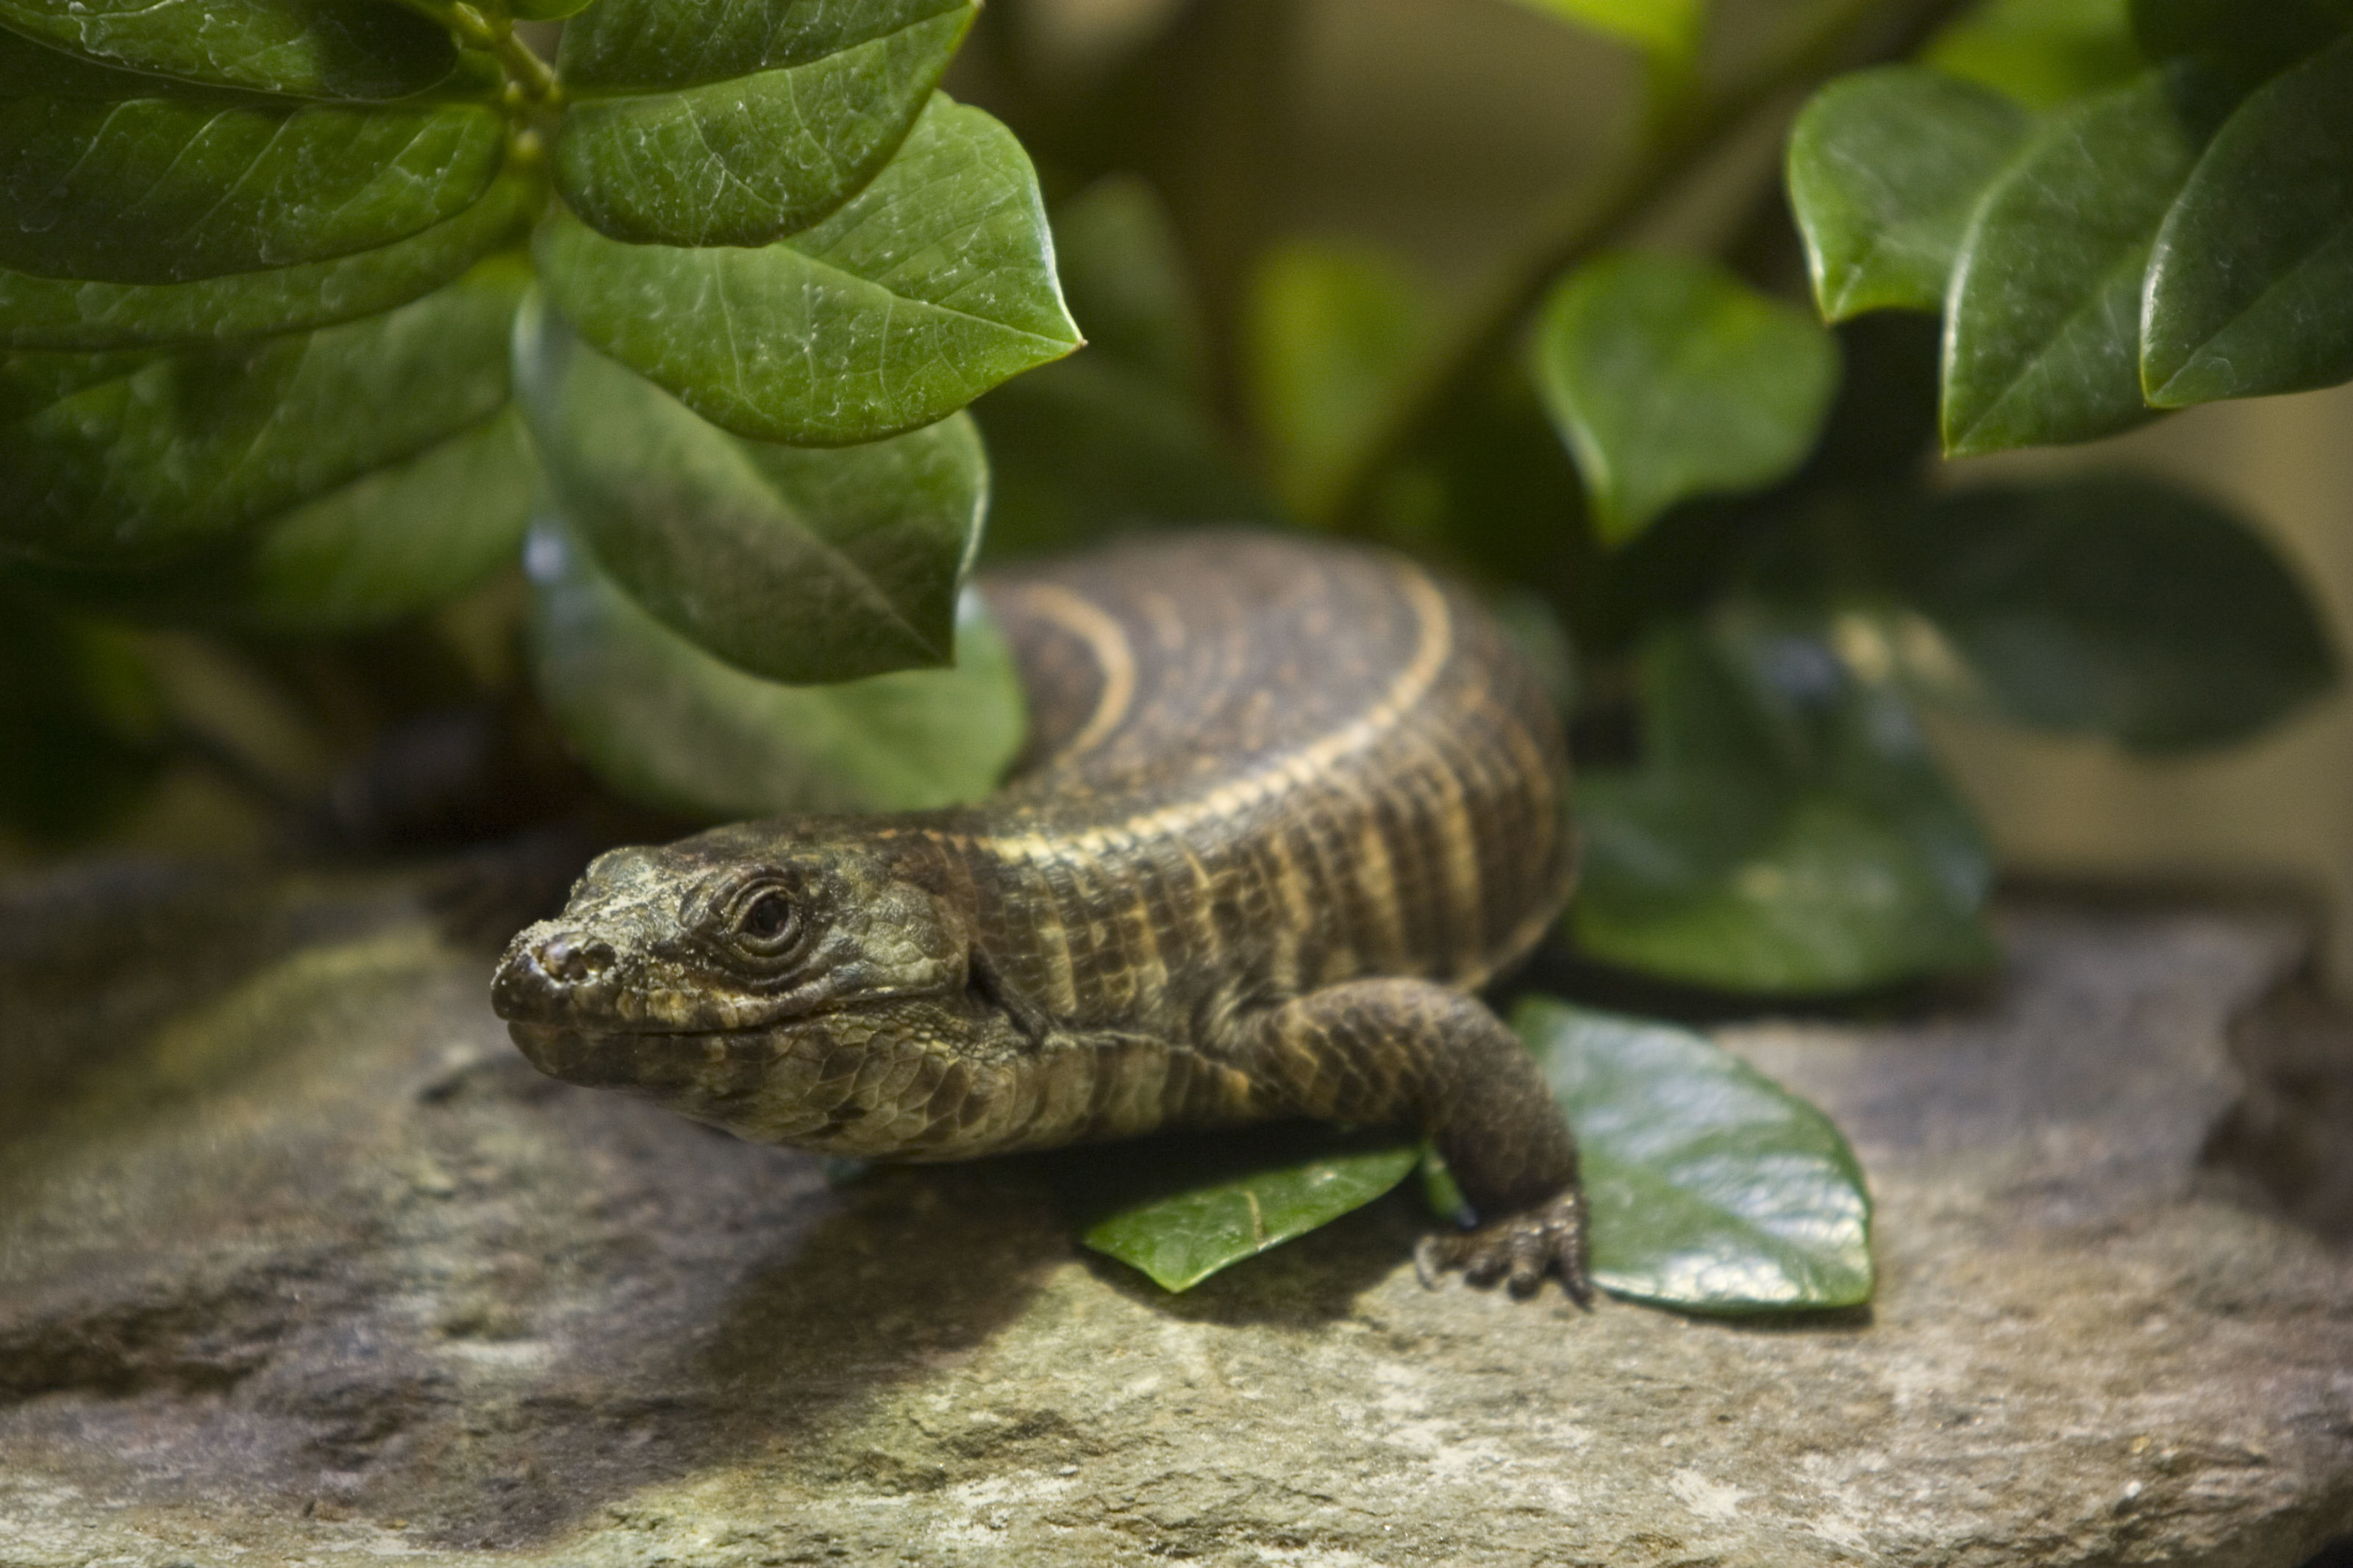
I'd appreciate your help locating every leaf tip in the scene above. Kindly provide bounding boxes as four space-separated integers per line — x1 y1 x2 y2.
1591 494 1657 550
1938 399 1995 459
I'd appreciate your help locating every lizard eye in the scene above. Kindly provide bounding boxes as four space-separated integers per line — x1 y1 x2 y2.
734 889 799 951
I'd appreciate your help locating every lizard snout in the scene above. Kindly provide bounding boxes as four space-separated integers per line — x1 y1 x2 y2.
491 924 618 1023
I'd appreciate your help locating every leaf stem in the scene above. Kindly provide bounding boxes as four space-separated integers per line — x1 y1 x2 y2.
421 0 563 107
1321 0 1976 532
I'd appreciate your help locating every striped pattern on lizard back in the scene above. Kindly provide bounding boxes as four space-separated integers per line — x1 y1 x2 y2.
493 530 1594 1301
950 530 1576 1037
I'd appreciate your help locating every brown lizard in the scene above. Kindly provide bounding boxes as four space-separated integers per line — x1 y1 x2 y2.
493 531 1588 1300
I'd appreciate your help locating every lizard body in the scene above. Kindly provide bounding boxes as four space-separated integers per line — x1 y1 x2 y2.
493 531 1589 1298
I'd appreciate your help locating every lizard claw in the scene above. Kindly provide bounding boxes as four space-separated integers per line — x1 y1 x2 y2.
1415 1188 1593 1306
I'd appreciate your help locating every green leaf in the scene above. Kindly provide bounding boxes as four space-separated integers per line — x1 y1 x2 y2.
0 0 457 99
1785 68 2032 321
1245 241 1433 526
210 408 535 633
536 93 1078 447
1515 998 1874 1312
1940 68 2210 456
2129 0 2351 90
1532 253 1840 546
2141 35 2353 407
13 408 538 634
554 0 974 248
0 258 524 568
1924 0 2144 111
1571 613 1995 993
0 87 504 284
1502 0 1706 63
0 168 532 351
1574 784 1993 992
512 0 601 16
1067 1126 1421 1294
0 596 163 845
516 294 990 683
1890 477 2336 751
525 514 1025 820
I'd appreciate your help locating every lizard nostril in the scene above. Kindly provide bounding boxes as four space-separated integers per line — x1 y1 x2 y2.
537 934 612 984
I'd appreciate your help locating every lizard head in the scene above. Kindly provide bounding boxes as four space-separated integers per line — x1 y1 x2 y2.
490 822 969 1080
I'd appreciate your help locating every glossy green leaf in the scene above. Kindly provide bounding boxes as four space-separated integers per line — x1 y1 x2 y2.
1532 253 1839 546
0 24 164 96
2142 35 2353 407
1785 68 2032 321
15 408 538 634
1 259 523 568
2129 0 2351 90
1515 998 1874 1312
1245 241 1433 526
0 0 457 99
526 515 1025 820
1940 69 2208 456
512 0 601 17
0 169 531 351
536 93 1078 447
1890 477 2336 751
1924 0 2143 111
516 295 989 683
1068 1126 1421 1294
555 0 974 248
0 87 504 284
975 177 1267 558
1571 614 1995 992
0 597 163 844
1502 0 1706 63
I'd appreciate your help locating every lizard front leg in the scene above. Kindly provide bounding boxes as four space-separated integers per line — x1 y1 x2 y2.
1228 978 1590 1303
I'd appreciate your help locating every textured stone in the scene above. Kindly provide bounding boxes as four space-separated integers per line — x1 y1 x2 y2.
0 864 2348 1567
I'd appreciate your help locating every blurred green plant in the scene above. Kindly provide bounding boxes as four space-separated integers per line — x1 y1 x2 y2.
3 0 2344 1303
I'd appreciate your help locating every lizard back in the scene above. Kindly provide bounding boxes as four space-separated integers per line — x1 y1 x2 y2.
909 531 1576 1036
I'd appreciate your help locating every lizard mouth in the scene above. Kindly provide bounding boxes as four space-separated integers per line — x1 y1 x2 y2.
504 1017 785 1094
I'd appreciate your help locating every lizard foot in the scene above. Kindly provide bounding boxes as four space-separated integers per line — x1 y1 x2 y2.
1413 1188 1593 1306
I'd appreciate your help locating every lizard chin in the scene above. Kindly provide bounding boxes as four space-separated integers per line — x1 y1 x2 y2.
501 992 1023 1159
504 1017 802 1134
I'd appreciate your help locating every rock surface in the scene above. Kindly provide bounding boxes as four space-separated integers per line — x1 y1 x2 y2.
1 863 2349 1567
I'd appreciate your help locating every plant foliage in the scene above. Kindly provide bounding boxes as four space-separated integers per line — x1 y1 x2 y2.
1 0 1074 825
1789 0 2353 443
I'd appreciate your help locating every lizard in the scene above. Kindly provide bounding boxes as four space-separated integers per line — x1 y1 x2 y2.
491 529 1590 1300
